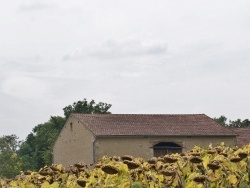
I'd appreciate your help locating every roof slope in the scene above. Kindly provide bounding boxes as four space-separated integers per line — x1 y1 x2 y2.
72 114 235 136
230 127 250 146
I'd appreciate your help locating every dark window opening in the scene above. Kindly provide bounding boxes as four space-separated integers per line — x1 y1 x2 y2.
153 142 182 157
70 122 73 131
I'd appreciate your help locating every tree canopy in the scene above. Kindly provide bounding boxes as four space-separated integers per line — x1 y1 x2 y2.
16 99 112 173
214 115 250 127
18 116 66 171
63 99 112 119
0 134 20 153
0 135 21 178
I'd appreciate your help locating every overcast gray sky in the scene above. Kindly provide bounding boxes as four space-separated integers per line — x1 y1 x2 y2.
1 0 250 140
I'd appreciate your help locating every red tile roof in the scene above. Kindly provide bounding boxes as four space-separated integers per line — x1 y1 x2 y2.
230 127 250 146
72 114 235 137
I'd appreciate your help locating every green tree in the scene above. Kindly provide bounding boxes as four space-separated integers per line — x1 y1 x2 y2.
229 119 250 127
18 116 66 170
0 135 21 178
214 115 228 126
214 116 250 128
63 98 112 119
241 119 250 127
18 99 112 171
0 134 20 152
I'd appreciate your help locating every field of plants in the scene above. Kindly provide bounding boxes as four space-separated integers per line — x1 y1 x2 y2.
1 143 250 188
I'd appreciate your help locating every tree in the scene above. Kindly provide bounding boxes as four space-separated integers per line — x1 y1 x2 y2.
0 135 21 178
0 134 20 152
18 99 112 171
18 116 66 170
213 115 228 126
214 115 250 128
229 119 250 128
241 119 250 127
63 99 112 119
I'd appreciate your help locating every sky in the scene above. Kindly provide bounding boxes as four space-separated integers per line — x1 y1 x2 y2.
0 0 250 140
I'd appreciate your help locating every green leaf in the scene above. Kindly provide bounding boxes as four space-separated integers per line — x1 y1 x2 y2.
132 183 147 188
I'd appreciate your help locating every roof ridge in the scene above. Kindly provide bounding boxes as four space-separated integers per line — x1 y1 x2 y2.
72 113 205 116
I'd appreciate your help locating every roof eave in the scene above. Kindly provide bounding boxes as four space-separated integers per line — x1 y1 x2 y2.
95 134 236 137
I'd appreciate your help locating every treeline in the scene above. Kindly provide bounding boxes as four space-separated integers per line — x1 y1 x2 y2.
213 115 250 127
0 99 111 178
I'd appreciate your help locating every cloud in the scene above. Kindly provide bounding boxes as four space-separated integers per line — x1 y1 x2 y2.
1 76 48 100
19 1 54 12
63 39 167 61
0 0 249 140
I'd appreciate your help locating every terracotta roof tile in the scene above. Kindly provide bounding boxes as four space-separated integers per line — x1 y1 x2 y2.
72 114 235 136
230 127 250 146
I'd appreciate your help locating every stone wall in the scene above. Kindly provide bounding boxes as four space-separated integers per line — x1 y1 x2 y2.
53 116 95 166
94 136 236 162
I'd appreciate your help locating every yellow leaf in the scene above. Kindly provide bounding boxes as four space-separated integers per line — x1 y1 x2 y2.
202 155 210 169
213 155 225 162
67 182 77 188
50 182 60 188
227 174 237 185
196 184 204 188
57 164 63 172
158 174 164 182
119 163 129 173
9 180 18 187
185 181 196 188
182 163 191 175
41 181 50 188
149 182 155 188
118 182 130 188
24 182 35 188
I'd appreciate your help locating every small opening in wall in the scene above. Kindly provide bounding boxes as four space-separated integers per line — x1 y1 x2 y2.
70 122 73 131
153 142 182 157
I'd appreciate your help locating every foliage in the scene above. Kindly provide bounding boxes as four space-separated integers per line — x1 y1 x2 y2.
229 119 250 128
18 116 66 171
2 143 250 187
63 99 112 119
213 115 228 126
214 115 250 127
17 99 112 172
0 134 20 153
0 135 22 178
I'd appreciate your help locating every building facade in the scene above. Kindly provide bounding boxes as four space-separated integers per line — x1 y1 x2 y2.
53 114 236 166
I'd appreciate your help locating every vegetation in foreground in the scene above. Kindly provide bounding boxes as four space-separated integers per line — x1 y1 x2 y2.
1 143 250 188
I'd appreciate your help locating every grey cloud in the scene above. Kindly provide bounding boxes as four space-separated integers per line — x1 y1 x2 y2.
19 2 54 11
1 0 249 140
63 39 167 61
0 56 52 72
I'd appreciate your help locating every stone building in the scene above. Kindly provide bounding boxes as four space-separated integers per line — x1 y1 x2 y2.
231 127 250 147
53 114 236 166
